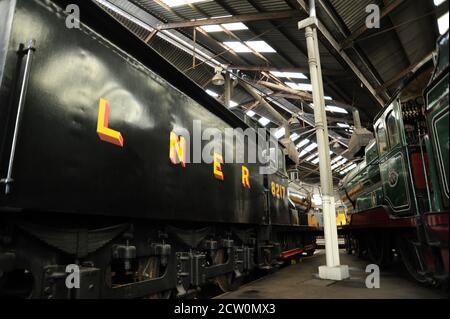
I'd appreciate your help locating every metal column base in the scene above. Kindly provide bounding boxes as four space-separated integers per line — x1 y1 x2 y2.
318 265 350 281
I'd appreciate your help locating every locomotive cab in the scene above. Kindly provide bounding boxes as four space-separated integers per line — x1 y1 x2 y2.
372 53 443 218
340 32 448 285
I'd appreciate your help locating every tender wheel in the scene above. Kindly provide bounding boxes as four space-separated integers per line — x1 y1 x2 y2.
214 249 242 292
345 234 353 255
353 236 366 258
396 236 429 284
367 232 392 267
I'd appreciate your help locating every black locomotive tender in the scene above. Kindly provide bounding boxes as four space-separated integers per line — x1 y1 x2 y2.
0 0 317 298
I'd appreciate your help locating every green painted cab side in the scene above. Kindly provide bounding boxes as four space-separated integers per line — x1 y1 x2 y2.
425 32 449 209
365 139 378 164
374 100 416 216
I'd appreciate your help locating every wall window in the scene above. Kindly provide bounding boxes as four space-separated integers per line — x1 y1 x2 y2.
386 111 400 148
376 123 388 156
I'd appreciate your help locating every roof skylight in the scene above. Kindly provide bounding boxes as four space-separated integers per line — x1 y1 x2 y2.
206 89 218 97
290 133 300 142
299 142 318 157
201 22 248 32
274 127 286 139
438 11 449 35
222 22 248 31
270 71 307 79
246 110 256 117
223 42 251 52
286 82 313 91
223 41 276 53
306 152 318 161
331 155 343 164
258 117 271 126
201 25 223 32
304 142 318 153
325 105 348 114
160 0 211 8
246 41 277 53
296 139 310 148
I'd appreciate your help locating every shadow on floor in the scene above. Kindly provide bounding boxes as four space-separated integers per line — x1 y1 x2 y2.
215 250 448 299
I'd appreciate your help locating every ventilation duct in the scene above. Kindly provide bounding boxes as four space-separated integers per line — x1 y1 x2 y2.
346 109 373 158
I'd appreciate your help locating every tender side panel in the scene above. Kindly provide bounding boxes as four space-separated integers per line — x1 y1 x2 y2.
0 0 265 224
0 0 17 163
267 172 290 225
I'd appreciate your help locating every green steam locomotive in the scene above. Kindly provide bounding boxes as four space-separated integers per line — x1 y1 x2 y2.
339 32 448 286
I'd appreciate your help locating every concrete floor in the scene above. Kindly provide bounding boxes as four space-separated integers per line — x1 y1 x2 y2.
216 250 448 299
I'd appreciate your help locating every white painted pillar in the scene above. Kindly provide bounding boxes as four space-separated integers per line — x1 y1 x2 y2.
299 0 349 280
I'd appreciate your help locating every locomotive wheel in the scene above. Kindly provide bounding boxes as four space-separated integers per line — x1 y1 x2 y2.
354 236 368 258
345 234 353 255
367 232 392 266
138 257 172 299
263 248 272 265
214 249 242 292
396 236 428 284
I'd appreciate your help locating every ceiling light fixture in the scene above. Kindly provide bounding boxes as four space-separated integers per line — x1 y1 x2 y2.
212 67 225 86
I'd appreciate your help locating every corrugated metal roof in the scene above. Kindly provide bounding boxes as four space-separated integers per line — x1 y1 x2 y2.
130 0 183 22
329 0 383 33
219 0 259 15
254 0 291 12
95 0 443 181
100 0 442 116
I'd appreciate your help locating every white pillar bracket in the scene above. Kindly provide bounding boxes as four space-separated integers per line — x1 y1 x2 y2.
298 17 318 30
